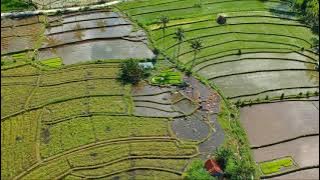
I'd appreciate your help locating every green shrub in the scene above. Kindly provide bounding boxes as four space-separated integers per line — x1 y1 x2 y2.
216 15 226 24
306 91 310 97
214 147 233 170
193 3 202 8
280 93 285 100
186 69 192 76
55 10 62 16
1 0 35 12
265 95 269 100
183 159 216 180
235 100 241 107
213 146 255 179
118 59 144 84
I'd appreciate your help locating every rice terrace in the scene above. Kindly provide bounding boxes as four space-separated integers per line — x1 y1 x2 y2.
1 0 319 179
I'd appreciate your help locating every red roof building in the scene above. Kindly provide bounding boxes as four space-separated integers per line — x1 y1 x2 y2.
205 159 223 176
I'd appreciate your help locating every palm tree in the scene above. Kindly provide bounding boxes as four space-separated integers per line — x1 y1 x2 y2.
189 39 203 70
173 27 185 62
159 15 170 49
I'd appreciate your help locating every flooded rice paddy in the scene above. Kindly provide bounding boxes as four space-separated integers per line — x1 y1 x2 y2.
39 39 154 65
1 11 154 64
240 101 319 147
39 11 154 64
1 16 44 54
240 101 319 178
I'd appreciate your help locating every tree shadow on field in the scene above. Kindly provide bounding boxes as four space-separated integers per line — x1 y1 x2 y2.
41 127 50 144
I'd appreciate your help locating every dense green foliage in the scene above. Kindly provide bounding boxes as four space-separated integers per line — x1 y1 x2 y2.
118 59 145 84
214 146 255 180
1 0 35 12
290 0 319 34
214 102 257 179
183 159 216 180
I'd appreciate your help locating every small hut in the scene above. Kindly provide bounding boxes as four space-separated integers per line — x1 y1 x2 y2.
204 159 223 177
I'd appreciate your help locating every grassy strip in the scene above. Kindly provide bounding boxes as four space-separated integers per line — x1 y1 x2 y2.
216 101 260 178
39 57 62 69
259 157 295 175
1 0 35 12
234 92 319 107
150 69 183 85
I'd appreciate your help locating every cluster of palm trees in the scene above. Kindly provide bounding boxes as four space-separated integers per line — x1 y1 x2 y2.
159 15 203 71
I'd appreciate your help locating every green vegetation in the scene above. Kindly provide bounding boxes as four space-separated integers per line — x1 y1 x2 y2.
39 57 62 69
214 146 255 179
118 59 145 84
290 0 319 33
189 39 203 70
183 159 216 180
2 0 319 179
173 27 185 62
259 157 295 175
117 0 318 104
116 0 319 178
159 15 170 48
214 102 257 179
1 60 199 179
1 110 40 179
151 69 183 85
1 0 35 12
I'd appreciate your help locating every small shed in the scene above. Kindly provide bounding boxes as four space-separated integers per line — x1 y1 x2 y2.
204 159 223 177
138 62 154 69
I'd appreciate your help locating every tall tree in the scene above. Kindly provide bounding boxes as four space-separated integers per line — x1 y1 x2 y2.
189 39 203 70
173 27 185 62
159 15 170 49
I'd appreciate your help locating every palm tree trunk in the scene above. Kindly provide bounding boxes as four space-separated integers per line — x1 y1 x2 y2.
162 28 165 49
191 51 197 70
176 42 181 63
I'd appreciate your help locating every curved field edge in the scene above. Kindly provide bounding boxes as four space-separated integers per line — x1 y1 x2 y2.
115 0 318 178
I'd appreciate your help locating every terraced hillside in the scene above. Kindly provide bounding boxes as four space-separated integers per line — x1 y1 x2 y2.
117 0 319 103
2 60 216 179
1 9 225 179
1 0 319 179
116 0 319 179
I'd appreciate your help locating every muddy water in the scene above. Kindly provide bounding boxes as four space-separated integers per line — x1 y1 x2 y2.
253 136 319 168
1 16 43 54
39 40 154 64
270 168 319 180
172 116 210 141
45 18 129 35
62 12 120 23
42 25 133 47
38 11 154 64
240 101 319 147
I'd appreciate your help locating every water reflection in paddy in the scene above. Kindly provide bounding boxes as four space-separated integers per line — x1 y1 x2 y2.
39 40 155 65
42 25 133 47
46 17 129 35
